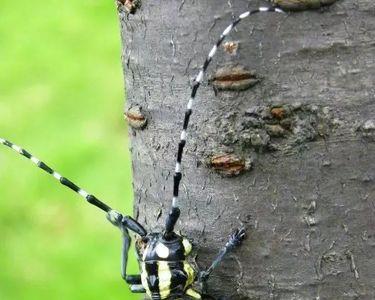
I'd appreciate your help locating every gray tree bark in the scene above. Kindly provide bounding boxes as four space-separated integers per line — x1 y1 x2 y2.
117 0 375 299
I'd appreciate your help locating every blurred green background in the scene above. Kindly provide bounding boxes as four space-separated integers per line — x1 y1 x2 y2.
0 1 139 299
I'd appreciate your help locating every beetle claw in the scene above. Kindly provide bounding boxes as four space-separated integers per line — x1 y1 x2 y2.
228 227 246 248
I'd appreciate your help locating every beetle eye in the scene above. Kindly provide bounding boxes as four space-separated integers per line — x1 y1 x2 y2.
141 237 149 243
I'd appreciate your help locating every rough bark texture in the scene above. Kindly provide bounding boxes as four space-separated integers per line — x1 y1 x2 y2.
118 0 375 299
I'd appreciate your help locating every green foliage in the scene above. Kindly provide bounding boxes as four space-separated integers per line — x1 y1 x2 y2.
0 1 139 299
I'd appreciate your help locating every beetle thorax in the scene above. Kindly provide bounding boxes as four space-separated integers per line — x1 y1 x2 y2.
136 232 192 262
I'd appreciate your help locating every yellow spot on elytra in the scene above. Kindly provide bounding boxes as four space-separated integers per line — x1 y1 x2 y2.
183 262 196 289
182 238 193 256
186 288 201 299
158 261 172 299
140 262 151 297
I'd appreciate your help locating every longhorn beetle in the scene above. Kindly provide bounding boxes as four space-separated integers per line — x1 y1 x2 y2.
1 6 284 300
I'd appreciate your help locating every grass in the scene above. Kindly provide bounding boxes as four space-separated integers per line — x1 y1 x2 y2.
0 1 139 299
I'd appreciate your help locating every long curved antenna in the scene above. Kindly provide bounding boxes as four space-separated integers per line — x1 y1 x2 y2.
0 137 112 213
1 137 148 237
165 6 284 235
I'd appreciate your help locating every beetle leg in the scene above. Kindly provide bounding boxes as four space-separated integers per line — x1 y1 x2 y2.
130 284 146 293
125 275 142 284
199 227 246 282
120 222 144 287
107 211 145 288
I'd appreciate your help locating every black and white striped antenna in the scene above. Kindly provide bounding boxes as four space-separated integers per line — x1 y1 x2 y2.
0 137 112 213
0 137 148 236
164 6 284 236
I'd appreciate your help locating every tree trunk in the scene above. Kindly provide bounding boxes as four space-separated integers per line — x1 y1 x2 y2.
117 0 375 299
